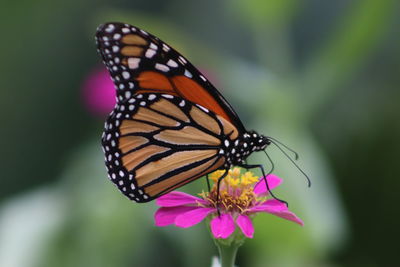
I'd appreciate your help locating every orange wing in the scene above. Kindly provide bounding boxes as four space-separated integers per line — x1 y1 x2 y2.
96 22 246 132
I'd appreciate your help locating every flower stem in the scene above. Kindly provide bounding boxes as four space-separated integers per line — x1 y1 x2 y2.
213 230 246 267
216 241 240 267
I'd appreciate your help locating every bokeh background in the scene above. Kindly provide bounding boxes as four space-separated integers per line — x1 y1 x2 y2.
1 0 399 266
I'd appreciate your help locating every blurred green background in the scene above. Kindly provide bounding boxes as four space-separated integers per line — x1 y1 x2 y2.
1 0 399 266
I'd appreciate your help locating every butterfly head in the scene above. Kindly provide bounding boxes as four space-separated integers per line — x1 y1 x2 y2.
244 131 271 152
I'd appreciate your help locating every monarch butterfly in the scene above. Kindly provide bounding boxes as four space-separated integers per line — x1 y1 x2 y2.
95 22 308 203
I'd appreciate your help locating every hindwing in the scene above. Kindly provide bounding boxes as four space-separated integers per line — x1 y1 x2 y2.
102 93 239 202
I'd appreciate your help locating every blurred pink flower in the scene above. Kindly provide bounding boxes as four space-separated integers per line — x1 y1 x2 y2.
154 168 303 239
81 66 115 117
81 66 218 117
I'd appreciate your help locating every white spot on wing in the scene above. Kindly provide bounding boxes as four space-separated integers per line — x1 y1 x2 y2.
122 71 130 79
162 44 170 52
166 59 178 68
105 24 115 33
128 58 140 69
162 94 174 99
155 63 170 72
150 43 158 50
197 104 209 113
184 69 192 78
178 56 187 64
113 33 121 40
145 49 156 58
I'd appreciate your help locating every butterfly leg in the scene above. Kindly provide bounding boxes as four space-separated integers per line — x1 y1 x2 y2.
205 174 211 192
216 170 229 216
239 164 288 207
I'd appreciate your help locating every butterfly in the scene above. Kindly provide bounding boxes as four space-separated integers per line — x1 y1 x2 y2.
95 22 307 203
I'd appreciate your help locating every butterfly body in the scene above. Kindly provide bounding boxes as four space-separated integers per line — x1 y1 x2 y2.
96 22 271 203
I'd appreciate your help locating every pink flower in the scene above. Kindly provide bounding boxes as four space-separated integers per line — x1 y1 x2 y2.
81 66 116 117
154 168 303 239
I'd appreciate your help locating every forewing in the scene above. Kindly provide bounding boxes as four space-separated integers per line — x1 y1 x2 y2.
95 22 245 132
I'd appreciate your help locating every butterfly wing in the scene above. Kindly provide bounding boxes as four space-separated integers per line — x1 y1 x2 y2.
102 93 241 202
95 22 246 133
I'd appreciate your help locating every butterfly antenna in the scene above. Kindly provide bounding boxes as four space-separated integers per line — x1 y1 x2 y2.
268 139 312 187
267 136 299 160
263 150 275 176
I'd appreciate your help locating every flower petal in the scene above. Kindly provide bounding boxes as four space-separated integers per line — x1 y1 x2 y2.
154 206 197 226
236 214 254 238
250 199 304 226
175 207 216 228
156 191 207 207
253 174 282 196
210 213 235 239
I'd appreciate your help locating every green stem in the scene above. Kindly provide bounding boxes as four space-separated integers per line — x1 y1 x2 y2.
206 217 246 267
216 241 240 267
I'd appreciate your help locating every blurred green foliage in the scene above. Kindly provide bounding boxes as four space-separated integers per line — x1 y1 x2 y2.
1 0 399 267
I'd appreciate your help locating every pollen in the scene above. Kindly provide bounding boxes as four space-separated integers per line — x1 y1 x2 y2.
228 167 241 179
241 171 259 186
227 177 240 187
209 170 226 183
201 167 263 212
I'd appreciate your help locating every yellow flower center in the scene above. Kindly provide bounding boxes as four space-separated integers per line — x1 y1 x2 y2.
199 167 263 213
